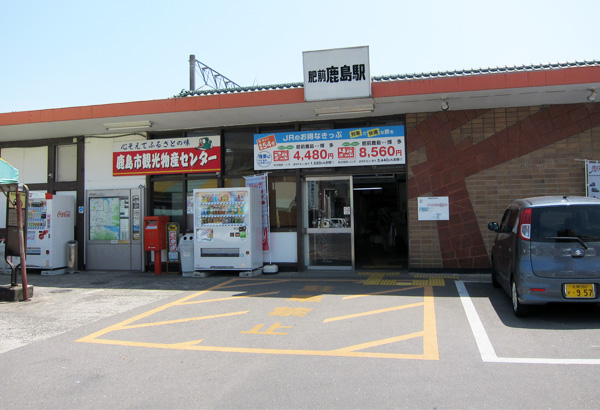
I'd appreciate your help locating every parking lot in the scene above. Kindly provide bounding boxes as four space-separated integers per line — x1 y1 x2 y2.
2 270 600 409
77 274 440 361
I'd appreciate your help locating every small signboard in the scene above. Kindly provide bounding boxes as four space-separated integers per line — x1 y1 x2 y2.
587 160 600 198
303 46 371 101
418 197 450 221
166 222 180 264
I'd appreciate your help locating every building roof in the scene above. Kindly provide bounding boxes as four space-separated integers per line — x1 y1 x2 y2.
175 60 600 96
1 60 599 143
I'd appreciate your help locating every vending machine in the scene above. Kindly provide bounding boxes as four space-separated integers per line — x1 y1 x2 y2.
26 192 75 274
193 187 263 273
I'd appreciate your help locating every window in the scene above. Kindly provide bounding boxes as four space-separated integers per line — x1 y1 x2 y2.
186 178 218 231
223 129 255 175
224 178 245 188
56 144 77 182
152 179 184 227
269 175 297 229
532 205 600 241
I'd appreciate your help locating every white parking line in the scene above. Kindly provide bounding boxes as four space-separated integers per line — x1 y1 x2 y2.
456 280 600 365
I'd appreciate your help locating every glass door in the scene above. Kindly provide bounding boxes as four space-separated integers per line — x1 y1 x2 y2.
304 176 354 269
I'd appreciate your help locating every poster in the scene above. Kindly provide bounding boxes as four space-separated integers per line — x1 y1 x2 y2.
418 197 450 221
88 197 121 240
254 126 405 171
587 161 600 198
244 174 270 251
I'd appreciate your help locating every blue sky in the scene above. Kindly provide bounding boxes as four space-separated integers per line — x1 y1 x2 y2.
1 0 598 113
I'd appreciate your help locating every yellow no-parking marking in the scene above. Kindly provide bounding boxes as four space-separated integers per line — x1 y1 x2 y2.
77 277 439 360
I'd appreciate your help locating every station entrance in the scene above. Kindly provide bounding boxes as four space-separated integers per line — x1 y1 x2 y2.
353 175 407 270
303 174 407 271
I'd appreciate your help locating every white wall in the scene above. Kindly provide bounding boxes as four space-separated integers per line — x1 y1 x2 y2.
85 134 146 190
268 232 297 263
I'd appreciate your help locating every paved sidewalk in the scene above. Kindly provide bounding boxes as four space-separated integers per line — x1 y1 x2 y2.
0 270 214 354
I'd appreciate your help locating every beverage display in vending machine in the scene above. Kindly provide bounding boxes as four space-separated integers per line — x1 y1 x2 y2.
26 192 75 274
193 187 263 274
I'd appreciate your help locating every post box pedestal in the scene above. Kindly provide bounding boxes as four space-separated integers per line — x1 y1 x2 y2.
143 216 170 275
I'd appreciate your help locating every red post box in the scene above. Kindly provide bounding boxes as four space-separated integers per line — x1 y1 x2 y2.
144 216 169 275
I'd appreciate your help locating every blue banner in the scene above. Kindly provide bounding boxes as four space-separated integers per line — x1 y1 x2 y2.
254 125 405 170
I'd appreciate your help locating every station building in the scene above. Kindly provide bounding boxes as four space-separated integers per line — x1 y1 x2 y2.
1 48 599 274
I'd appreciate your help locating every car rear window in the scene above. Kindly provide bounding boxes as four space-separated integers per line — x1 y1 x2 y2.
531 205 600 242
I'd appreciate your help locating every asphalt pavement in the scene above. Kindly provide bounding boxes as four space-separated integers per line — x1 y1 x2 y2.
1 269 599 409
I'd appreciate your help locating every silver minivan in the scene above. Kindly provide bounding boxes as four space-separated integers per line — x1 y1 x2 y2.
487 196 600 316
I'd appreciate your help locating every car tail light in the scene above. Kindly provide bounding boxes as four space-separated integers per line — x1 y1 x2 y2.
518 208 532 241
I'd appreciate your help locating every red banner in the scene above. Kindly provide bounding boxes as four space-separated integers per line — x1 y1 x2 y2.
113 136 221 176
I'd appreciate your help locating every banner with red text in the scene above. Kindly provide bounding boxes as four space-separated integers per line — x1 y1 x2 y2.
254 126 404 171
113 136 220 176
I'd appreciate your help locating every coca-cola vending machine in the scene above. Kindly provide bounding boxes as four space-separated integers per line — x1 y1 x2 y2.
26 192 75 274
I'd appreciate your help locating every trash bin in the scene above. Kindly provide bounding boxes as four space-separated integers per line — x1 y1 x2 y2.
66 240 78 273
177 234 194 275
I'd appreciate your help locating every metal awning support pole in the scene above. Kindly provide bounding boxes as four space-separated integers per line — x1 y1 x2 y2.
15 184 29 301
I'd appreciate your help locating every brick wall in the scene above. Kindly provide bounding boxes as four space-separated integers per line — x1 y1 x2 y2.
406 103 600 270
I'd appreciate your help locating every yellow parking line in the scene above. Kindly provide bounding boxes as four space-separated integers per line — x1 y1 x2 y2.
76 278 238 343
218 279 296 289
423 285 439 359
343 286 422 299
171 339 205 347
180 291 280 305
77 279 440 361
323 302 425 323
77 338 431 359
331 331 424 353
121 311 250 330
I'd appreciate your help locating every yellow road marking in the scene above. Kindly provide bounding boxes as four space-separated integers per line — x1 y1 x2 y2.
330 331 424 353
423 285 439 359
288 295 325 302
323 302 424 323
76 278 238 343
413 279 446 286
343 286 422 299
121 311 249 330
172 339 205 347
77 338 433 360
241 323 291 335
77 278 440 361
218 279 296 289
414 274 458 279
180 291 280 305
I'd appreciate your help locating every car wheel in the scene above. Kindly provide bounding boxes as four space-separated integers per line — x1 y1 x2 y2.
490 261 500 288
511 278 529 317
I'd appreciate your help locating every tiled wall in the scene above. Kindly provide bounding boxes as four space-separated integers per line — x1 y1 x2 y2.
406 103 600 270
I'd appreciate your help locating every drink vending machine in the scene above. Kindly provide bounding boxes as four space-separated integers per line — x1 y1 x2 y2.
193 187 263 274
26 192 75 274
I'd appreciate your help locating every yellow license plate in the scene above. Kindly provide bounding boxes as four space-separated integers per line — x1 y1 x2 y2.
564 284 595 298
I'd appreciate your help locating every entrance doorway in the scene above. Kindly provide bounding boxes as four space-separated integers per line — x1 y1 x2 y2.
353 175 407 270
303 177 354 270
302 175 407 271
